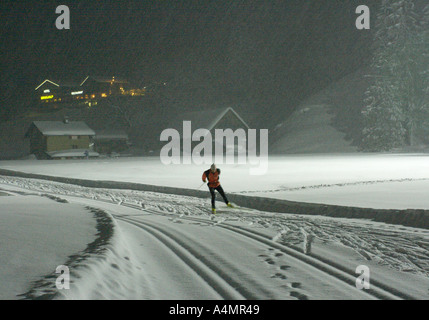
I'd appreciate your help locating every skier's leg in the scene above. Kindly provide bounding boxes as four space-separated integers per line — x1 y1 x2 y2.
216 185 229 204
209 187 216 208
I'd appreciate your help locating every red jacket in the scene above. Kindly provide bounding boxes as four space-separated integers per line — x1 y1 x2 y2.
202 169 221 188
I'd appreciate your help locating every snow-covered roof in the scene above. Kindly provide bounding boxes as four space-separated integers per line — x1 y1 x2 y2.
35 79 81 90
35 79 60 91
80 76 128 86
46 149 99 158
169 107 250 132
94 130 129 140
30 121 96 136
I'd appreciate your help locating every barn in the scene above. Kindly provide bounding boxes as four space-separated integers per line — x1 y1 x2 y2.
165 107 251 156
25 118 99 159
93 130 130 155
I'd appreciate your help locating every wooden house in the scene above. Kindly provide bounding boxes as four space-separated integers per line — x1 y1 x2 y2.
25 119 98 159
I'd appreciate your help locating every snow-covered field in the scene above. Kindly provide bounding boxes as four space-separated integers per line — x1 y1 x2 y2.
1 154 429 300
2 154 429 209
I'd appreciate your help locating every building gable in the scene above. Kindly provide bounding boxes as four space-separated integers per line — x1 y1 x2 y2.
169 107 250 133
26 121 95 137
35 79 60 92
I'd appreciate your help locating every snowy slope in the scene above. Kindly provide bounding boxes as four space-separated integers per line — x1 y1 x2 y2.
1 154 429 300
271 69 368 154
271 104 356 154
0 193 96 299
1 179 428 300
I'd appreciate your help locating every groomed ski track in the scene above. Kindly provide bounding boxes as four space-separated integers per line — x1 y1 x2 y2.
2 175 428 300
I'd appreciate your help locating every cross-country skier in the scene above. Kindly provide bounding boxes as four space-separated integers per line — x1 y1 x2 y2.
202 164 233 214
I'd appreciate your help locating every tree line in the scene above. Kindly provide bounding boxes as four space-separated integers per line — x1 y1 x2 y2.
361 0 429 151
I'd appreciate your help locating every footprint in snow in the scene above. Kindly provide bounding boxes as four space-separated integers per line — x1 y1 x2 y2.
290 291 308 300
271 273 288 280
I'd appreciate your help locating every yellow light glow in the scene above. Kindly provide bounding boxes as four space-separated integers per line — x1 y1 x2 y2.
101 93 107 97
40 95 54 100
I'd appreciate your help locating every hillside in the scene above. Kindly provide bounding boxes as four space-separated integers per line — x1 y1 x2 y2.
270 68 370 154
270 64 429 155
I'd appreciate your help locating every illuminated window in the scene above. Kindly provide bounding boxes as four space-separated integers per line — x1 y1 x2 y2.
40 95 54 100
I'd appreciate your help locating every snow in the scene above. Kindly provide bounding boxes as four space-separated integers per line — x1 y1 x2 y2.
270 69 369 154
0 194 96 299
1 154 429 300
46 149 99 159
2 154 429 209
29 121 96 136
271 104 356 154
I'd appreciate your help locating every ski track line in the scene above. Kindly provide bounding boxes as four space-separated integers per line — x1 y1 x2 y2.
180 214 425 300
0 178 423 300
132 207 405 300
83 195 398 300
0 179 262 299
233 177 429 195
114 215 246 300
0 184 245 299
114 215 282 300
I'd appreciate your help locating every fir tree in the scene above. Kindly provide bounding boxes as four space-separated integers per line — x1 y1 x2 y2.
421 4 429 111
361 0 424 150
361 79 406 151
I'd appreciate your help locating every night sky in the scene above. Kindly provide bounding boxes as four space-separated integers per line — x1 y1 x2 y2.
0 0 379 125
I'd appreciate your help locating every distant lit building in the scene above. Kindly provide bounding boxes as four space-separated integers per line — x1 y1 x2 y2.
80 75 129 98
34 76 146 108
34 79 81 107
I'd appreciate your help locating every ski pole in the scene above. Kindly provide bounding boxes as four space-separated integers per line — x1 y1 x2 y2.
197 182 206 190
